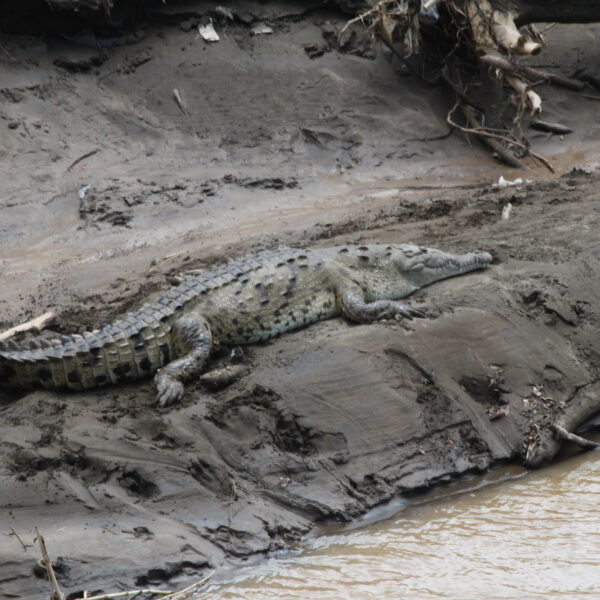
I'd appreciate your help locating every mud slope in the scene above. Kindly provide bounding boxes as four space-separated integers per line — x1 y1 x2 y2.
3 170 600 598
1 3 600 598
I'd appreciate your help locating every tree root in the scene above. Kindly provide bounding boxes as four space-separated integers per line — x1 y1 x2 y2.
480 54 586 92
446 102 557 171
343 0 593 168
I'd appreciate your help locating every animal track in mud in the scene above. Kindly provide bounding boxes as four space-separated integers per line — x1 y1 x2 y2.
516 278 579 326
78 186 133 228
9 447 61 479
207 385 339 457
459 375 506 407
134 560 209 587
222 174 298 190
189 457 218 484
204 526 265 557
117 468 160 498
54 53 108 73
347 473 394 503
274 413 311 454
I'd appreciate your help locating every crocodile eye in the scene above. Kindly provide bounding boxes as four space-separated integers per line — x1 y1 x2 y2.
399 243 423 258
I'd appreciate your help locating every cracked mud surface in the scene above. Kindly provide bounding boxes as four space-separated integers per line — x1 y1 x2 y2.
1 2 600 598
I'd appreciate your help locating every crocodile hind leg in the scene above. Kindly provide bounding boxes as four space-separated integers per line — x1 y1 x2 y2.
338 286 426 323
154 313 212 407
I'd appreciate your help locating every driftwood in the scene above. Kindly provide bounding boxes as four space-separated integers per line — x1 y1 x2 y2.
530 119 573 135
0 311 55 342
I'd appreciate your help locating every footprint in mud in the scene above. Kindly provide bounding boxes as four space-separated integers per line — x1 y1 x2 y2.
117 468 160 498
79 187 133 228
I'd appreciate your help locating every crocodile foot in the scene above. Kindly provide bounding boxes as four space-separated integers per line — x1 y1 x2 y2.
393 305 427 320
155 372 185 407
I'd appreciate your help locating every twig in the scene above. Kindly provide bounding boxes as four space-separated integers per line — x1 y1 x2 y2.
423 0 443 10
447 103 555 172
9 527 28 551
162 570 216 599
480 54 586 91
572 91 600 101
0 311 56 342
553 424 600 451
339 4 379 40
74 589 172 600
35 527 65 600
74 570 216 600
451 104 523 169
538 23 557 35
173 88 188 115
65 149 99 174
526 148 555 173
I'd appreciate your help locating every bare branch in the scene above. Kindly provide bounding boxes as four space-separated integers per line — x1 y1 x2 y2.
35 528 65 600
480 54 586 91
447 103 554 171
0 311 56 342
553 424 600 451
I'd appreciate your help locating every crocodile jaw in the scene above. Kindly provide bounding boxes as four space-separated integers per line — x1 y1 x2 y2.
397 245 493 289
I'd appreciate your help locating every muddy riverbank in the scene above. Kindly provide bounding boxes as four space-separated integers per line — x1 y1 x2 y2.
1 2 600 598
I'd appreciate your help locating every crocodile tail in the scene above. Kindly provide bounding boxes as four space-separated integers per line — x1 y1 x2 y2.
0 338 63 390
0 309 173 392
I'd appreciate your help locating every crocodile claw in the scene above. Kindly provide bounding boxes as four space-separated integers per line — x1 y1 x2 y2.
407 306 427 319
155 373 184 407
393 304 427 320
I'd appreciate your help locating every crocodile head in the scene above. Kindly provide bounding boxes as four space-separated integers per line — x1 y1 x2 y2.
393 244 493 289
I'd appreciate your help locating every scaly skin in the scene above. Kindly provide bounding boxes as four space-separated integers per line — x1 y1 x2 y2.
0 244 492 405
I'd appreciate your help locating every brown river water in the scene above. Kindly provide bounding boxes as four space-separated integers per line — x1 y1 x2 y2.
197 451 600 599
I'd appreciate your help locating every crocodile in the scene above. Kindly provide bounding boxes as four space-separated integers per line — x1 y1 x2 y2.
0 244 492 406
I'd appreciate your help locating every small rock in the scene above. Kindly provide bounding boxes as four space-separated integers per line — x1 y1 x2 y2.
200 365 248 389
251 21 273 35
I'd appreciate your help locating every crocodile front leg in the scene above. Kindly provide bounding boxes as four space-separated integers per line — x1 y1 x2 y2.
155 313 212 407
338 286 426 323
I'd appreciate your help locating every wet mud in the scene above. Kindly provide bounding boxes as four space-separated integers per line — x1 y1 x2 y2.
1 3 600 598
